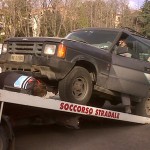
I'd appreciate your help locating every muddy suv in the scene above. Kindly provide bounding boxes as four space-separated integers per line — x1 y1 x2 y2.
0 28 150 116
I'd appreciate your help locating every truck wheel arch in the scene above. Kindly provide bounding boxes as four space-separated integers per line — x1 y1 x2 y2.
73 59 98 83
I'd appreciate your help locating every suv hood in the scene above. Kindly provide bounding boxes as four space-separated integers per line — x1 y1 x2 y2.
5 37 64 43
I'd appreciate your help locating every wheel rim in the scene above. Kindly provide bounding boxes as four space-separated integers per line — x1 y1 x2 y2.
72 77 88 101
145 98 150 115
0 135 3 150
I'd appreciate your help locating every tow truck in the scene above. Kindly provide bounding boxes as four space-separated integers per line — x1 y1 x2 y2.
1 90 150 150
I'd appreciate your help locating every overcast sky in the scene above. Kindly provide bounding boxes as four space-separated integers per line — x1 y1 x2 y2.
129 0 146 9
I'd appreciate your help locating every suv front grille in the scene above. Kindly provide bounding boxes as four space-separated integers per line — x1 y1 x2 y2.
8 42 43 55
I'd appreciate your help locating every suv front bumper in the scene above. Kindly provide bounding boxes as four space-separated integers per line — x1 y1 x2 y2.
0 54 74 80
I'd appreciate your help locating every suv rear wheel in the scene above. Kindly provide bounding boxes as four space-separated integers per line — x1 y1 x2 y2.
135 97 150 117
59 66 93 105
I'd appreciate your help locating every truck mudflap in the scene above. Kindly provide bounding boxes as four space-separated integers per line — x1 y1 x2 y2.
0 89 150 124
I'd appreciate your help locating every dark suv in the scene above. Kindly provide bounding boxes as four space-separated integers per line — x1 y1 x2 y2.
0 28 150 116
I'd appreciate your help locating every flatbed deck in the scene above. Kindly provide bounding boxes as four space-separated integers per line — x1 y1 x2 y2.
0 89 150 124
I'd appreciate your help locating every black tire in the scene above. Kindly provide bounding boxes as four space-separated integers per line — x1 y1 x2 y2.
88 94 105 108
0 125 9 150
59 66 93 105
135 97 150 117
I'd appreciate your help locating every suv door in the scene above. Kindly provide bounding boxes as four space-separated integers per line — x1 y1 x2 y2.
107 35 150 98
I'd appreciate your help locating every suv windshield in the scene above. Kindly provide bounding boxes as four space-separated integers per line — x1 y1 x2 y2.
66 30 118 50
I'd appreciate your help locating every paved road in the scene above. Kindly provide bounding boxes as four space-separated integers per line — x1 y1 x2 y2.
14 105 150 150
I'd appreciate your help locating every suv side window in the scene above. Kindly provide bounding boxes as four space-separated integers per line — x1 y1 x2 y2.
138 41 150 62
119 35 150 62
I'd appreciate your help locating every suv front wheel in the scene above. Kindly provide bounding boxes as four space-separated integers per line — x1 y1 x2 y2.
59 66 93 105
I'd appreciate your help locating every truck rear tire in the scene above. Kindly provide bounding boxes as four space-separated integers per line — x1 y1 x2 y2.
135 97 150 117
59 66 93 105
0 125 9 150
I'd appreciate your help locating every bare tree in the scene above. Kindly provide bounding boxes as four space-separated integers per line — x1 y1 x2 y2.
0 0 142 40
1 0 32 38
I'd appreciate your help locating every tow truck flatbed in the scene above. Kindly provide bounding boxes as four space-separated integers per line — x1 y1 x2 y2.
1 89 150 150
1 89 150 124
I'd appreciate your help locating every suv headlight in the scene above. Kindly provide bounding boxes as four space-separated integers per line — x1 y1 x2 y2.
44 44 56 55
2 43 8 54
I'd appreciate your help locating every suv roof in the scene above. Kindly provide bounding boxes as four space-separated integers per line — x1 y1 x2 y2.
73 27 149 40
